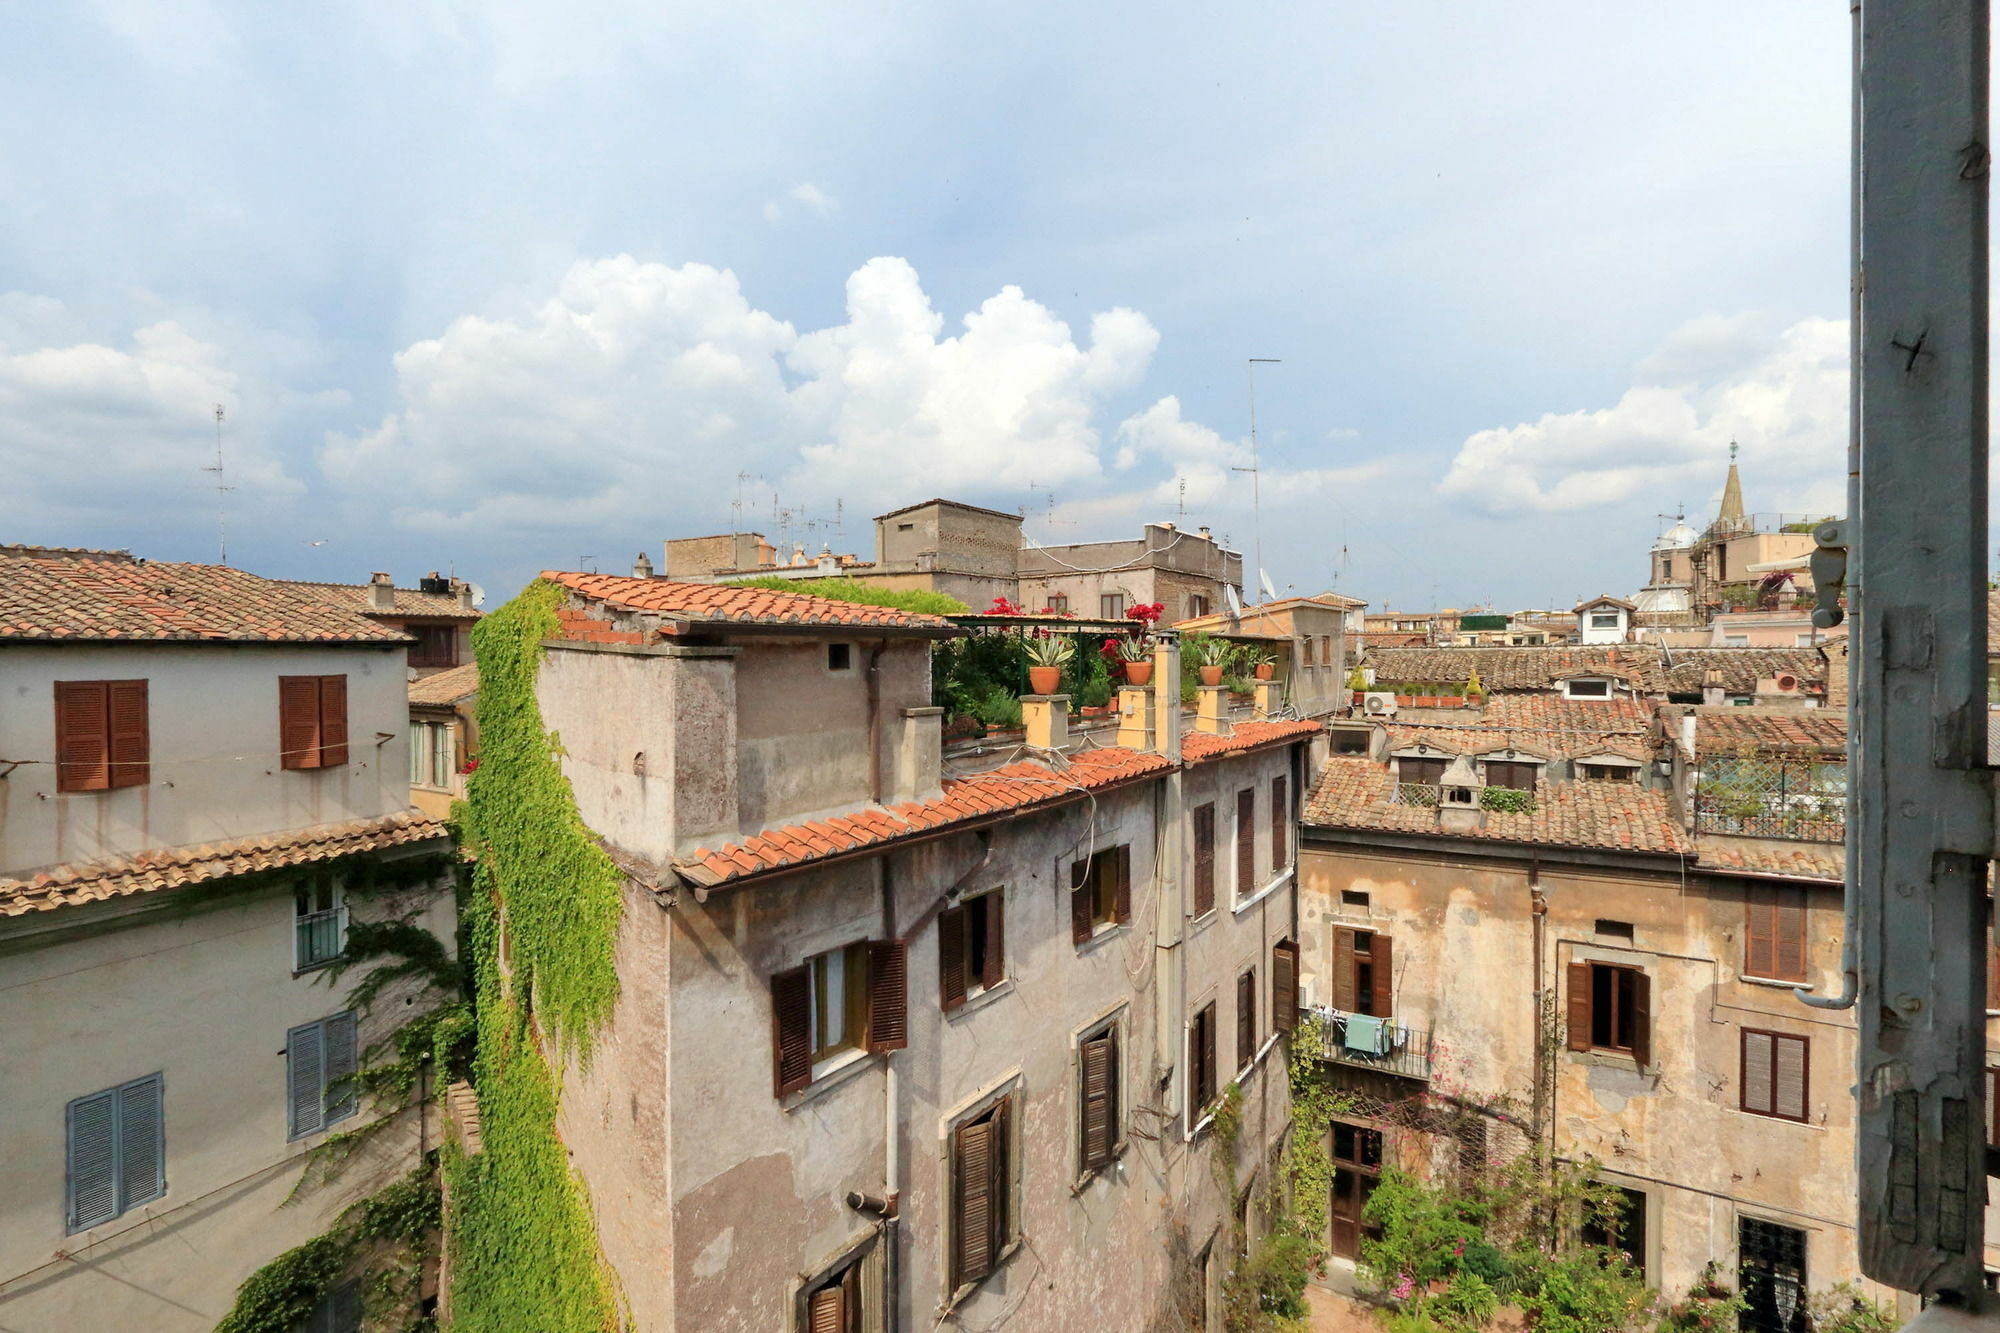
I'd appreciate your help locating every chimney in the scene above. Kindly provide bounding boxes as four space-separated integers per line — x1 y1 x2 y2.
634 552 655 579
369 571 395 612
455 580 475 611
1023 694 1072 753
1702 668 1726 707
891 707 945 803
816 547 840 576
1152 637 1184 758
1198 526 1212 541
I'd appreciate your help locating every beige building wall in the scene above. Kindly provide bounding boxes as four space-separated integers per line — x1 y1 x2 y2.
874 502 1023 580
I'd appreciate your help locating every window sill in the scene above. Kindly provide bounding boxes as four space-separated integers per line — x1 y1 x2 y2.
287 1108 361 1144
291 957 345 979
1740 975 1812 991
782 1048 881 1111
945 977 1015 1022
1075 921 1130 956
940 1239 1025 1317
1071 1150 1128 1195
1568 1049 1652 1076
1233 866 1295 917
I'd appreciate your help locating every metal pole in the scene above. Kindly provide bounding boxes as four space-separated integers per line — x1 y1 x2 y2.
1853 0 1991 1303
1239 358 1280 603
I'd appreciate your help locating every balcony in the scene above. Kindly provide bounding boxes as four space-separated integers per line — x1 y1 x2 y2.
1308 1006 1434 1081
1693 758 1846 844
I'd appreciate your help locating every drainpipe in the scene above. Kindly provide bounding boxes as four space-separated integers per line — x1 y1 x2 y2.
866 640 889 803
1151 635 1186 1108
878 854 901 1332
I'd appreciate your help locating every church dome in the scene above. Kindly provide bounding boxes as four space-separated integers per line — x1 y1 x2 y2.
1653 520 1698 551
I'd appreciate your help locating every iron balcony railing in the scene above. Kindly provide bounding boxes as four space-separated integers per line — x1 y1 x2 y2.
1692 757 1846 844
1309 1006 1434 1081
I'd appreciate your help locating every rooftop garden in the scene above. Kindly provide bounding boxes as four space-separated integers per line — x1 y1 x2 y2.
726 574 970 616
933 599 1165 737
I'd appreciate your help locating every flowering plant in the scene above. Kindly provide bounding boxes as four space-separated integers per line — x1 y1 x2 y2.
987 596 1024 616
1129 601 1165 625
1116 636 1152 662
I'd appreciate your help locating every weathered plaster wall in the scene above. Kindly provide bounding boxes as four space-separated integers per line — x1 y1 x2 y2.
539 644 697 866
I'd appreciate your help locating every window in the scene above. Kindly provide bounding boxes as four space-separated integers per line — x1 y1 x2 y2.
1331 927 1392 1019
294 873 346 970
827 643 852 671
1724 635 1750 647
1595 919 1634 942
1072 845 1132 941
1745 884 1808 983
1340 890 1371 911
295 1280 362 1333
1564 678 1611 698
1188 1002 1218 1119
1329 730 1369 756
1565 962 1652 1066
1188 594 1210 618
1580 1187 1648 1275
950 1095 1014 1291
771 941 907 1096
1328 1122 1384 1259
897 522 914 531
1078 1020 1121 1176
287 1013 358 1139
410 719 453 788
279 676 349 770
1236 968 1258 1068
1396 756 1446 785
1581 763 1637 783
65 1073 165 1232
1590 612 1620 629
804 1263 861 1333
54 680 149 792
1271 940 1299 1033
1191 805 1216 917
1100 593 1127 619
1738 1217 1807 1333
1484 760 1538 791
1046 594 1069 613
1270 776 1289 874
1740 1030 1809 1122
408 623 457 668
1235 788 1257 896
939 891 1005 1010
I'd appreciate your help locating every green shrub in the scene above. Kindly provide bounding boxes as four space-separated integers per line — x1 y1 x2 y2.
725 574 968 616
1803 1284 1897 1333
1514 1249 1650 1333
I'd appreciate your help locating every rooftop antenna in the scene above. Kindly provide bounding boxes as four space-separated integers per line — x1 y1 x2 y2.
732 471 763 538
1234 358 1281 601
1024 481 1074 536
1176 477 1187 520
203 404 233 565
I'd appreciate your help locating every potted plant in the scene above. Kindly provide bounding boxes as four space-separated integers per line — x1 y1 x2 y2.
1193 636 1233 687
1249 648 1277 681
1024 634 1074 695
1117 636 1154 686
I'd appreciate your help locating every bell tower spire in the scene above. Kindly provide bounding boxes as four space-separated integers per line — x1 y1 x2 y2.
1717 439 1747 529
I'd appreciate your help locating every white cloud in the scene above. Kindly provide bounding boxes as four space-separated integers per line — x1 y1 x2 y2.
764 182 841 225
1437 315 1848 517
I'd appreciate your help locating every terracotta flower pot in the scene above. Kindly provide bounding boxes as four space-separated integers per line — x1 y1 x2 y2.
1028 665 1061 695
1254 663 1275 681
1124 661 1154 686
1199 665 1224 687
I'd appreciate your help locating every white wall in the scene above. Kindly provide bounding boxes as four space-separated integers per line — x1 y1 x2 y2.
1 643 412 875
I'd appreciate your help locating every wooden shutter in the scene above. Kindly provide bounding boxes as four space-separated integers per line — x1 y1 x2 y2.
55 681 111 792
981 894 1005 991
1332 929 1358 1013
1114 846 1132 924
118 1074 165 1209
1236 789 1256 894
1629 970 1652 1069
772 966 812 1096
324 1014 358 1122
1081 1029 1117 1171
107 681 149 788
289 1019 326 1136
1745 888 1776 979
1193 805 1216 917
280 677 322 770
1271 776 1288 871
988 1098 1011 1255
865 939 908 1053
318 675 349 767
939 905 967 1011
1774 889 1807 983
1774 1034 1808 1120
1199 1005 1217 1108
67 1088 119 1230
1071 860 1092 943
954 1116 996 1286
809 1285 846 1333
1272 941 1298 1033
1369 935 1394 1022
1742 1031 1774 1115
1565 962 1593 1051
1237 970 1256 1068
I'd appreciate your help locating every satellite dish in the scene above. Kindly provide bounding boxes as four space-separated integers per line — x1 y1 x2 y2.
1259 569 1279 603
466 582 487 608
1225 584 1244 616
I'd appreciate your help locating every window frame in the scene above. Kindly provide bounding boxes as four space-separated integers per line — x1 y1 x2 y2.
279 674 349 770
1100 593 1127 620
287 1012 360 1140
772 939 907 1098
1076 1014 1123 1181
1482 759 1540 791
1566 961 1652 1066
407 622 458 668
1744 884 1809 984
65 1072 166 1234
940 889 1006 1012
1331 926 1393 1019
1188 1000 1219 1125
1739 1028 1810 1123
1270 776 1290 875
947 1089 1018 1298
1235 787 1257 899
53 679 150 793
293 872 348 972
1236 967 1259 1070
1071 845 1132 943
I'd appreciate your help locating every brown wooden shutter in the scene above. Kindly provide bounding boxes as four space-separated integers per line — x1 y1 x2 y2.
808 1284 845 1333
981 894 1005 991
54 681 111 792
1271 776 1288 871
1368 934 1394 1021
865 939 907 1053
1629 970 1652 1069
1193 805 1216 916
1236 788 1256 894
106 681 149 788
1199 1005 1216 1109
988 1098 1011 1256
772 966 812 1096
279 676 322 770
954 1117 994 1286
1565 962 1593 1051
1774 1034 1807 1120
1774 889 1807 982
1237 970 1256 1068
318 675 349 767
1071 860 1091 944
939 905 967 1011
1081 1032 1114 1170
1744 887 1776 979
1272 941 1298 1033
1741 1031 1774 1115
1333 929 1358 1013
1114 846 1132 924
1989 1069 1999 1147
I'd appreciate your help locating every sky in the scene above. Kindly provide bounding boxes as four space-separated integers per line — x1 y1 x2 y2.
1 2 1860 611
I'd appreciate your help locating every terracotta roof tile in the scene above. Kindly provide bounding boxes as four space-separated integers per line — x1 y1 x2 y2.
274 579 481 621
1695 835 1843 882
1384 696 1653 763
1181 719 1320 762
675 745 1173 888
1360 643 1829 697
544 571 960 635
409 662 480 707
0 547 412 644
1687 706 1846 758
0 811 447 916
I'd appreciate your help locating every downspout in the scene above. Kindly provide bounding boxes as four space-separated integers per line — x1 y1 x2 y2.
879 854 901 1332
1152 636 1186 1106
866 640 889 803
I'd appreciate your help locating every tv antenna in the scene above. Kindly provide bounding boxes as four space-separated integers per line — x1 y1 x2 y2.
1024 481 1074 535
203 404 234 565
1176 477 1187 519
1233 358 1281 602
732 471 764 538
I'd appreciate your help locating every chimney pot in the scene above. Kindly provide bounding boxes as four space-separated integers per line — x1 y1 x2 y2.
633 552 656 579
368 572 395 611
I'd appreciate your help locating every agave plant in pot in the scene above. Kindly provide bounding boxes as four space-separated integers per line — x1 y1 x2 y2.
1193 636 1233 687
1248 648 1277 681
1117 636 1154 686
1024 633 1075 695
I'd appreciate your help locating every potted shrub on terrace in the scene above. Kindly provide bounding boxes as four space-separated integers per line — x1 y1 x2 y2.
1024 634 1074 695
1193 636 1232 687
1249 648 1277 681
1118 636 1154 686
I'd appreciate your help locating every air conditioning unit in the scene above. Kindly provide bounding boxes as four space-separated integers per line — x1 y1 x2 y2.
1362 692 1398 716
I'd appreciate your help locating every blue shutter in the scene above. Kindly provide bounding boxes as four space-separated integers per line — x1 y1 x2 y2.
66 1089 118 1231
288 1020 326 1138
117 1074 165 1209
324 1014 359 1125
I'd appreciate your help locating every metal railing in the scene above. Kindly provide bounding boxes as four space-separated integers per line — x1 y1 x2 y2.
1693 758 1846 843
1309 1007 1433 1080
296 909 345 969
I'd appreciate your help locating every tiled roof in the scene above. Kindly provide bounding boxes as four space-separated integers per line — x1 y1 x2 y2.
1575 595 1636 612
0 811 447 916
409 662 480 707
1659 648 1825 695
1382 696 1653 762
874 497 1023 522
545 571 959 635
1688 706 1846 758
1695 835 1843 883
1989 591 2000 654
1365 645 1663 693
275 579 480 621
1300 759 1443 836
0 547 411 644
676 745 1172 888
1181 719 1321 762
